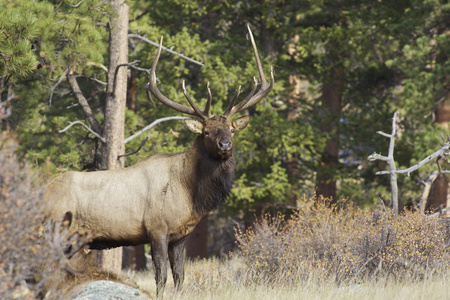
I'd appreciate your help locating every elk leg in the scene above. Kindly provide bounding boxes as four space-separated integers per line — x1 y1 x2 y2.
150 235 168 295
168 237 186 289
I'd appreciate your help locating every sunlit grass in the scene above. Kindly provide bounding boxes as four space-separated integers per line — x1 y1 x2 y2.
125 256 450 300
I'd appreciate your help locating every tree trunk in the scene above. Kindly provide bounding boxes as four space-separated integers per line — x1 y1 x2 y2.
315 68 343 206
185 216 208 259
426 25 450 213
430 95 450 212
127 69 137 112
98 0 129 274
122 245 147 271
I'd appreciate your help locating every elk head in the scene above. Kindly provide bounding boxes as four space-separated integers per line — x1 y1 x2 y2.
146 25 274 161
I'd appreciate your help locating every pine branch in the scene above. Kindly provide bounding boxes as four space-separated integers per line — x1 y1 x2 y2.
49 68 70 106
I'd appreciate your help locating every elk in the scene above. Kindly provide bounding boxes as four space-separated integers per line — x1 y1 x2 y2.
44 25 273 294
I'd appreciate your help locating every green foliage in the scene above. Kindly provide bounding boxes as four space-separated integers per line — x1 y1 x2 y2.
0 2 40 81
3 0 450 214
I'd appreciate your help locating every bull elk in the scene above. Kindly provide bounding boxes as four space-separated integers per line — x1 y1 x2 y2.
44 25 274 294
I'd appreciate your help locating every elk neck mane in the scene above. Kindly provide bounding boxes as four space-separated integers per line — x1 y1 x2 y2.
183 135 236 215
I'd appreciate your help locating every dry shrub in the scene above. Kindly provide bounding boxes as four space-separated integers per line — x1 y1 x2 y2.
0 132 91 299
236 198 450 285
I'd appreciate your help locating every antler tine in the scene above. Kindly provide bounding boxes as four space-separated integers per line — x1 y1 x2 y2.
222 25 274 118
224 77 258 116
204 82 212 118
223 85 242 116
239 66 274 111
182 81 208 120
147 37 203 118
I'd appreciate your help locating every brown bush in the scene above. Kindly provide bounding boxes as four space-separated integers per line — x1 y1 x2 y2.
0 132 91 299
236 198 450 285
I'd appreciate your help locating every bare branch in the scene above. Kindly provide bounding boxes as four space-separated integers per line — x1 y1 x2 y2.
375 142 450 176
59 121 105 143
125 116 188 144
0 93 14 105
89 61 108 73
0 93 14 120
432 205 450 217
376 131 392 138
128 63 150 74
367 112 399 215
128 34 205 67
49 67 70 106
67 73 103 135
89 76 107 86
367 153 389 162
70 0 84 8
119 136 150 158
112 60 146 95
417 170 439 213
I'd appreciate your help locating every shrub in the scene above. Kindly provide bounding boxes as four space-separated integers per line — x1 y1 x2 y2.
0 132 89 299
236 198 450 285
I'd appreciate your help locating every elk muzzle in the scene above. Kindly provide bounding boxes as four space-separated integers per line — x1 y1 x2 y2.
219 139 232 151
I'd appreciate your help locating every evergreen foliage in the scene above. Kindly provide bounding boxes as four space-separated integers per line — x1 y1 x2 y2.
1 0 449 214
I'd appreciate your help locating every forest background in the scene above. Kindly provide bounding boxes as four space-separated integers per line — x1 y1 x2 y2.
1 0 449 261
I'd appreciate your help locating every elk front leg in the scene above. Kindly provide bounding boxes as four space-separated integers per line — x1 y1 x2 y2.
150 235 168 295
168 237 186 289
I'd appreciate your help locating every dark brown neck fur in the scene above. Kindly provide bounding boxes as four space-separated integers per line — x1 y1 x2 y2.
184 136 236 215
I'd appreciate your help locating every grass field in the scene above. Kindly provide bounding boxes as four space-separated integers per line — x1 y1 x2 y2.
126 257 450 300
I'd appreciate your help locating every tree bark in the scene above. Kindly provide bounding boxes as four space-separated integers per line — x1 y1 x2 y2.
427 25 450 213
122 245 147 271
430 95 450 212
98 0 129 274
315 68 343 206
185 216 208 259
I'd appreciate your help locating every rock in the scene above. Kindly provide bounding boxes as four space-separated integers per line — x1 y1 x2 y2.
73 280 151 300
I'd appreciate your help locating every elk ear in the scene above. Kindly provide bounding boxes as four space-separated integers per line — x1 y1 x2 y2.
184 119 204 134
232 115 251 131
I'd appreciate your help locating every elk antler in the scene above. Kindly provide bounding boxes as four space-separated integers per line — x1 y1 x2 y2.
147 37 211 120
146 25 274 120
222 25 274 118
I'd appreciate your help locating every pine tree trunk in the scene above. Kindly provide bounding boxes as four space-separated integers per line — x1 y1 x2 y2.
98 0 129 274
429 95 450 212
315 68 343 206
185 216 208 259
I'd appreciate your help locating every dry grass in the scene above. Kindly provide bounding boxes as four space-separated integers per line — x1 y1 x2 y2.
126 256 450 300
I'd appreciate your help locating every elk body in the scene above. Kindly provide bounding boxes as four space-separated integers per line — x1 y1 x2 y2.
44 26 273 294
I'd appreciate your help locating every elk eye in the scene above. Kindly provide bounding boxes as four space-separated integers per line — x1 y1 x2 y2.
231 128 235 133
204 130 209 136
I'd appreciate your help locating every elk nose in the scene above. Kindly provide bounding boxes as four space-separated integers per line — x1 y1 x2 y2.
219 140 231 151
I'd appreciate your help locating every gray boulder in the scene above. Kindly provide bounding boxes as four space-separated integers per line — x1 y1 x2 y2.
73 280 151 300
